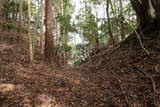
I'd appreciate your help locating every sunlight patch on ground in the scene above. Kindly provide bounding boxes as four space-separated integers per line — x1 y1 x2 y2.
0 78 6 82
36 94 63 107
55 74 63 78
0 84 23 93
0 84 15 93
68 79 80 84
17 72 31 79
0 43 13 51
57 87 70 92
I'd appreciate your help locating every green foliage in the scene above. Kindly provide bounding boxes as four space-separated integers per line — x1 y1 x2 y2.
0 0 138 66
0 23 18 30
1 0 18 21
82 15 98 45
7 24 19 30
73 60 83 66
60 44 72 53
89 0 102 5
1 0 37 24
56 13 77 33
69 0 137 66
76 43 91 58
70 43 91 66
76 7 99 46
0 23 28 33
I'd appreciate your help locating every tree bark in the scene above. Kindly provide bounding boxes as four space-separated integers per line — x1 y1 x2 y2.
119 0 125 40
27 0 33 63
44 0 56 63
130 0 160 105
40 0 44 55
130 0 160 29
106 0 115 44
19 0 23 42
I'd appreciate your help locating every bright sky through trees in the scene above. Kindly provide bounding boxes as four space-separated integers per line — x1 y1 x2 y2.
71 0 107 44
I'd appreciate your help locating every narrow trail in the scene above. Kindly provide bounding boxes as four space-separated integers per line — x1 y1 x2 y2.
0 29 160 107
0 31 96 107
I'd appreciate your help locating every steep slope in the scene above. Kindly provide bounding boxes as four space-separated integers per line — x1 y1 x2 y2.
0 22 160 107
74 21 160 106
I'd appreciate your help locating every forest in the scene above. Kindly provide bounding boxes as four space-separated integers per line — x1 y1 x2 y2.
0 0 160 106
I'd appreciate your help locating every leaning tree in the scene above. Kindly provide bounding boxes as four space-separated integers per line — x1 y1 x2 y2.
130 0 160 29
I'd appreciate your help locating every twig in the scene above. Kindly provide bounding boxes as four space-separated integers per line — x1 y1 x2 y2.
135 67 156 93
84 44 121 69
124 18 137 23
135 67 156 106
123 19 150 55
117 79 132 107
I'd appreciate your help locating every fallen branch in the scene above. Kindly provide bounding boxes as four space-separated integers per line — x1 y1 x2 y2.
117 79 132 107
123 19 150 55
135 67 156 106
135 67 156 93
83 44 121 69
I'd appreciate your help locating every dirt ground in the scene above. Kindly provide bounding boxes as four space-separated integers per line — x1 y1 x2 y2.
0 24 160 107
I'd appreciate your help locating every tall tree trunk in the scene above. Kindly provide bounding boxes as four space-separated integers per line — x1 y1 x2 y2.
94 6 100 47
44 0 56 63
27 0 33 63
130 0 160 29
119 0 125 40
40 0 44 55
106 0 115 44
60 0 65 65
130 0 160 105
32 0 41 58
18 0 23 42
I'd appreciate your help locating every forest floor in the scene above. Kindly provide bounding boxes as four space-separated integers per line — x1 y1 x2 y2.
0 25 160 107
0 30 91 107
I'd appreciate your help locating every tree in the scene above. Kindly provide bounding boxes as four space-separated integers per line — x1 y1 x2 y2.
106 0 115 44
40 0 44 55
44 0 56 63
18 0 23 42
130 0 160 29
130 0 160 106
119 0 125 40
27 0 33 63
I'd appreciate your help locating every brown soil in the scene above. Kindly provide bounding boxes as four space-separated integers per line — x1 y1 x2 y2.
74 22 160 107
0 22 160 107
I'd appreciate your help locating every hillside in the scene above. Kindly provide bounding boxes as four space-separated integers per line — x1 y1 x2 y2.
1 0 160 106
0 23 160 107
75 22 160 106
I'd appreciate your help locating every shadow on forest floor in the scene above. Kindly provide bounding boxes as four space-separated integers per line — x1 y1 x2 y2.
0 27 160 107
